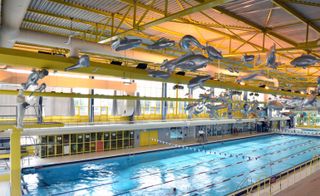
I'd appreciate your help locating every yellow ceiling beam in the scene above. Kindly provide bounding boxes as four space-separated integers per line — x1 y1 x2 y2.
0 47 311 98
0 89 195 102
100 0 235 42
47 0 185 42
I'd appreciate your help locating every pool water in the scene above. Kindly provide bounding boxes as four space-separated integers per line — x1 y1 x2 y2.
22 134 320 196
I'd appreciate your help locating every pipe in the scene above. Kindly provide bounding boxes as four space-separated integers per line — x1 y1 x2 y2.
17 30 167 61
0 0 32 48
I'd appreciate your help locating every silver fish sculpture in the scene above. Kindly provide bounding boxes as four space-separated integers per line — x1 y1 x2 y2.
21 69 49 91
290 54 319 68
188 75 212 90
160 53 190 73
302 93 317 106
242 54 255 62
227 66 234 73
161 53 209 72
111 37 142 51
175 54 209 71
205 45 223 60
280 111 297 117
268 61 283 69
267 100 284 110
255 54 261 66
205 103 227 118
266 44 276 67
235 71 264 83
29 83 47 97
147 70 171 79
65 55 90 71
193 106 204 115
185 102 198 111
179 35 205 51
147 37 175 49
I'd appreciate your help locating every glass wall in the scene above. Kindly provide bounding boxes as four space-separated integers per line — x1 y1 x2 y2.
39 130 134 158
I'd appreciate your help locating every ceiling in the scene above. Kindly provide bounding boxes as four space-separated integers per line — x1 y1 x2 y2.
4 0 320 91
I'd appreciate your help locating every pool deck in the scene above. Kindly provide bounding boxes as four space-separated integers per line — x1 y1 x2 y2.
275 169 320 196
22 131 272 168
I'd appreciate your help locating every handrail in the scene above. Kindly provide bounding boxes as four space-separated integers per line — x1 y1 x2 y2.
229 154 320 195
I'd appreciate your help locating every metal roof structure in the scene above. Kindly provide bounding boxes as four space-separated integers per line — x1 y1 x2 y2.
3 0 320 91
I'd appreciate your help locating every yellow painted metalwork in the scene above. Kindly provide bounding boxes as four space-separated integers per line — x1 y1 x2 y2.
0 48 311 98
140 130 158 146
0 89 195 102
10 127 21 196
101 0 234 41
0 173 10 182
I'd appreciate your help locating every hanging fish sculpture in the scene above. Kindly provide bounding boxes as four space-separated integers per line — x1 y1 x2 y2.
160 53 190 73
290 54 320 69
188 75 212 90
175 54 209 71
193 105 204 116
269 62 283 69
65 55 90 71
205 103 227 118
280 111 297 117
235 71 264 83
179 35 205 51
267 100 284 110
255 54 261 66
21 69 49 91
29 83 47 97
111 37 142 51
147 70 171 79
302 93 317 107
147 38 175 49
266 44 276 68
161 53 209 73
242 54 255 62
205 45 223 60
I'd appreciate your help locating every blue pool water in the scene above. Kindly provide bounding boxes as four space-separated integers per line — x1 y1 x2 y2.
23 134 320 196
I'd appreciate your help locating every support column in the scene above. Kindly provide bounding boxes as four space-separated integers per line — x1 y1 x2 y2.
161 83 167 120
10 127 21 196
89 76 94 123
227 90 233 119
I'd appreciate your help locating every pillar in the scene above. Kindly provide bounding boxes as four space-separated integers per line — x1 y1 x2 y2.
89 76 94 123
10 127 21 196
161 83 167 120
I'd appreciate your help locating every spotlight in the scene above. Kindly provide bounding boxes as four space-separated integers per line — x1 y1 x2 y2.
111 61 122 66
240 82 245 86
136 63 148 69
176 71 185 76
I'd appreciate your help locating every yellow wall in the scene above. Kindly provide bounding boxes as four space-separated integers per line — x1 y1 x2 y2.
140 130 158 146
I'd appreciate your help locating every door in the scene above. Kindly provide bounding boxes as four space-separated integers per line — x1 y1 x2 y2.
140 130 158 146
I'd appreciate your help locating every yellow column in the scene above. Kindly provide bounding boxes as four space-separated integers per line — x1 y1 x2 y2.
10 127 22 196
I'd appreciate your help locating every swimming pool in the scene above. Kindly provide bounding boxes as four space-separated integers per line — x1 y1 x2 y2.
22 134 320 196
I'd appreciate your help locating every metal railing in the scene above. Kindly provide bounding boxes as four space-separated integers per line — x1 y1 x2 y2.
229 155 320 196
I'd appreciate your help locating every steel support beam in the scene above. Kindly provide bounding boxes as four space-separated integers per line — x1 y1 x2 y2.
0 47 312 98
280 0 320 7
273 0 320 34
213 6 297 47
100 0 234 42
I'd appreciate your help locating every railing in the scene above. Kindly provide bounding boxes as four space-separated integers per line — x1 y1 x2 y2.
229 155 320 196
